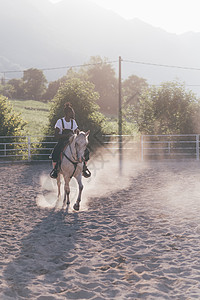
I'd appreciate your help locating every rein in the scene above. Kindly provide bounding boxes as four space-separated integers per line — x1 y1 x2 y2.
62 151 78 178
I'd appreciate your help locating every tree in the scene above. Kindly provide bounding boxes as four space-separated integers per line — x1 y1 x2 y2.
42 68 85 101
43 80 61 101
123 75 148 110
23 68 47 100
0 95 26 136
46 78 106 147
0 84 15 99
65 67 89 82
7 78 24 99
84 56 118 115
133 81 200 134
45 56 118 114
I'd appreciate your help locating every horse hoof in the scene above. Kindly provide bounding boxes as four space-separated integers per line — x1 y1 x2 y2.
73 203 79 211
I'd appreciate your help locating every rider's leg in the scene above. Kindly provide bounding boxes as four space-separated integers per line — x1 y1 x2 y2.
82 148 91 178
50 142 62 179
84 148 90 161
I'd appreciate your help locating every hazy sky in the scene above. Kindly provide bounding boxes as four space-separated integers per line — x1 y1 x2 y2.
50 0 200 34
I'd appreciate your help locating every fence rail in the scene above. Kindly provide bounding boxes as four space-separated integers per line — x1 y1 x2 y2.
141 134 200 161
0 135 56 162
0 134 200 163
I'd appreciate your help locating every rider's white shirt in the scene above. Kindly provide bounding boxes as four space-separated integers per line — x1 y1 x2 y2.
55 118 78 134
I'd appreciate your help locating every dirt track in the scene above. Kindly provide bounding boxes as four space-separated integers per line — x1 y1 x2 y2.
1 160 200 299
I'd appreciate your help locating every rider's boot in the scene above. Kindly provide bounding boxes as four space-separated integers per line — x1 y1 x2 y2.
50 162 58 179
82 162 91 178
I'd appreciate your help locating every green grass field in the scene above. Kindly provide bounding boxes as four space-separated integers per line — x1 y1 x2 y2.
11 99 50 136
10 99 138 137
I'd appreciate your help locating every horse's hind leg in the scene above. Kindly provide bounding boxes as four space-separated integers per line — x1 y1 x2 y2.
57 174 61 199
73 176 83 211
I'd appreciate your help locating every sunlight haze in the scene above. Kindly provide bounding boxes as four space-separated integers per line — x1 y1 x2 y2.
50 0 200 34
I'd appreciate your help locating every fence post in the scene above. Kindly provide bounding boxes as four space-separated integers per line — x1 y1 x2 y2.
4 143 6 156
28 136 31 161
196 134 199 161
141 135 144 161
168 141 171 155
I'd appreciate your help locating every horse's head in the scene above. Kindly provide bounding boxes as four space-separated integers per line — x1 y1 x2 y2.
75 130 90 162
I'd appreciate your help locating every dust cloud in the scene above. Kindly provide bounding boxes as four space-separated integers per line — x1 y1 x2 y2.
36 149 144 211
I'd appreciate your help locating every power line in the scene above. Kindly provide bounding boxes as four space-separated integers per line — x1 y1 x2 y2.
1 58 200 75
123 59 200 71
1 58 200 87
0 60 118 74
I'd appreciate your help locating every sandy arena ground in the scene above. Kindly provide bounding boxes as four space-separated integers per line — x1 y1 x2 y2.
1 157 200 299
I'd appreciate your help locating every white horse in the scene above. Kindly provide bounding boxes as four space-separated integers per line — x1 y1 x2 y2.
57 130 90 211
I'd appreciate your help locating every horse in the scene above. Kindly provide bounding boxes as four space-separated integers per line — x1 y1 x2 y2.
57 130 90 211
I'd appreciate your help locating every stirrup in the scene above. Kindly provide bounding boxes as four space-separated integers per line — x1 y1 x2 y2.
82 166 91 178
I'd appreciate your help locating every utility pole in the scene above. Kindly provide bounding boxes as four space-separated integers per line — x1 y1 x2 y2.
118 56 122 174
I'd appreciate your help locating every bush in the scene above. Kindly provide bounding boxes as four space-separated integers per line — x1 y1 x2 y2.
134 81 200 134
0 95 27 137
0 95 27 160
46 78 106 148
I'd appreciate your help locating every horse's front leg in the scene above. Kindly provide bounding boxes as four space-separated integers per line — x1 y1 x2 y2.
73 175 83 211
63 176 70 206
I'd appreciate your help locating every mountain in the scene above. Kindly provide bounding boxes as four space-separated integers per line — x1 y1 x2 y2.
0 0 85 79
1 0 200 96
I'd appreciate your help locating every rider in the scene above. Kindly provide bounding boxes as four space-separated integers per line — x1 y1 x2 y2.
50 102 91 179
